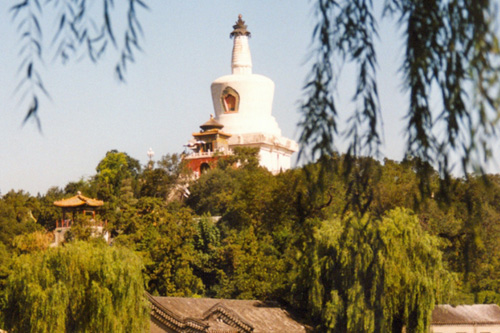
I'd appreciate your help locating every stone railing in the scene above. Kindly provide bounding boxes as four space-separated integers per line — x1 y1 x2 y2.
185 149 234 159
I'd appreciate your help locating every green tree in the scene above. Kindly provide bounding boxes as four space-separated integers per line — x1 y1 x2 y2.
144 205 204 297
34 186 65 230
214 227 286 300
1 241 149 332
431 175 500 304
95 150 141 200
186 167 238 217
64 179 97 198
192 215 223 296
112 199 204 297
0 243 14 311
12 231 53 254
139 153 186 199
291 208 452 332
188 147 278 230
0 190 42 247
219 146 260 170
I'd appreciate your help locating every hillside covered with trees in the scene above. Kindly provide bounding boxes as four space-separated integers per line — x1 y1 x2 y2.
0 148 499 332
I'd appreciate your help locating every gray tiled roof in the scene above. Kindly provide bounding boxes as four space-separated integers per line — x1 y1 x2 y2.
432 304 500 325
147 294 309 333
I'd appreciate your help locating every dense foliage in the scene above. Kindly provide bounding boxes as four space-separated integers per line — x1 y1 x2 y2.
2 241 149 332
292 209 452 332
0 149 500 331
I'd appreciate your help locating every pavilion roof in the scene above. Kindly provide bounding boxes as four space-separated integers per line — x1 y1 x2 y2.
54 194 104 208
193 130 231 138
200 115 224 131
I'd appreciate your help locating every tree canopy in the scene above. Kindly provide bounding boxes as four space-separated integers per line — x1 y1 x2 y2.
1 241 149 332
1 150 500 331
291 209 452 332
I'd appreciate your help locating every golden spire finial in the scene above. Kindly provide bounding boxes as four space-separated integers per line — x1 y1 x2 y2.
230 14 251 38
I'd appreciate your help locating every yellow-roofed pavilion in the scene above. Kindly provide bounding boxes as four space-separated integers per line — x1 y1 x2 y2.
53 192 104 228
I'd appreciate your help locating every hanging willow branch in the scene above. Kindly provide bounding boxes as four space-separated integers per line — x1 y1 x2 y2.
11 0 45 131
300 0 500 201
11 0 149 127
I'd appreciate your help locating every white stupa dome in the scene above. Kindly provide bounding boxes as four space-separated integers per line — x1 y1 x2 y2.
211 15 282 137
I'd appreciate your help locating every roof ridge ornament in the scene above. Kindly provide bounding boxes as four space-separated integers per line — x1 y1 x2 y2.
230 14 251 38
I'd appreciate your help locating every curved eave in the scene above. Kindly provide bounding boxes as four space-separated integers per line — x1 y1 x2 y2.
54 195 104 208
193 131 232 138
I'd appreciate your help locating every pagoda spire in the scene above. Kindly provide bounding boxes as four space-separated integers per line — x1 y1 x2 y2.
230 14 252 74
230 14 251 38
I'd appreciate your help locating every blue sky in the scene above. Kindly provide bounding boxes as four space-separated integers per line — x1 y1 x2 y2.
0 1 475 195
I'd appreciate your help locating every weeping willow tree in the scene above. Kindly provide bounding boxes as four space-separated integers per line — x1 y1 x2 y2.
1 241 149 332
291 208 453 332
300 0 500 204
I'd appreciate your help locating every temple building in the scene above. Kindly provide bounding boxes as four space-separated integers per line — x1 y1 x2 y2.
184 115 232 176
52 192 108 245
185 15 298 176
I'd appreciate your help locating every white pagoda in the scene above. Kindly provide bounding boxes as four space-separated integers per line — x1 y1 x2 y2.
186 15 298 176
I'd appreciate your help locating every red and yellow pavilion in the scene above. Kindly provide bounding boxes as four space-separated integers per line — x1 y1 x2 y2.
53 192 105 228
184 115 232 177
